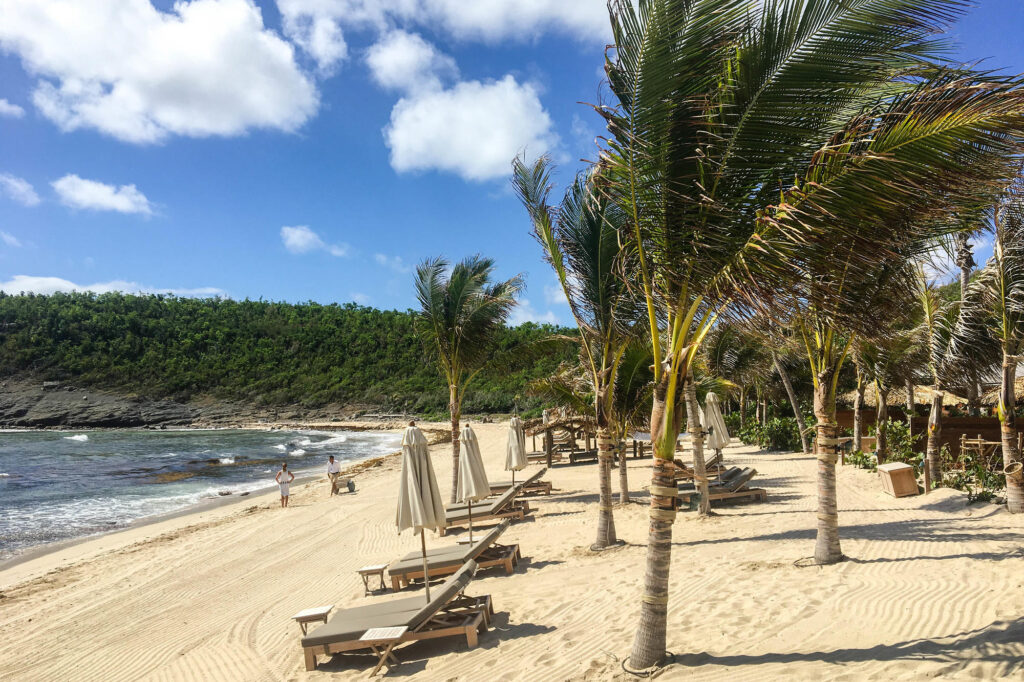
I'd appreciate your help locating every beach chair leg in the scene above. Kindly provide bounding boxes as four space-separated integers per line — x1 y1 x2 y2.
303 647 317 671
369 643 399 676
391 576 401 591
466 626 479 649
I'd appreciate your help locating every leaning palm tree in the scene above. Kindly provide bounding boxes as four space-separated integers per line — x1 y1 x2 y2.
955 183 1024 513
513 156 635 549
414 256 523 503
598 0 1024 668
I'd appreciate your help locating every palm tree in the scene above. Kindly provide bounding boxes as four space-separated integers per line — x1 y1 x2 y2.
513 156 635 549
612 341 656 503
857 325 924 463
414 257 523 503
915 267 978 486
956 184 1024 513
597 0 1024 666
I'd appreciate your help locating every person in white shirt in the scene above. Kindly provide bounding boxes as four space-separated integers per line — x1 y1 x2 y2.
326 455 342 496
275 462 294 508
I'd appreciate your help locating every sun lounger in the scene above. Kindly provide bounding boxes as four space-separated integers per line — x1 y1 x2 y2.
526 450 563 464
387 520 519 590
488 467 550 496
678 467 766 505
301 561 492 673
443 486 531 531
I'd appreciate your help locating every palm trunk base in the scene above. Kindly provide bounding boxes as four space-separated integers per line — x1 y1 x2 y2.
629 457 676 670
593 431 618 549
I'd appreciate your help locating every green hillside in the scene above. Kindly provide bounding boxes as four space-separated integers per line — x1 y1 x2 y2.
0 292 574 416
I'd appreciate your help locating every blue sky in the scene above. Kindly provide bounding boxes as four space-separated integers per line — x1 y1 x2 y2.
1 1 1022 325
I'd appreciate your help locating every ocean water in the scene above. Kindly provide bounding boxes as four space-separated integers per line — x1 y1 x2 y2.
0 428 402 561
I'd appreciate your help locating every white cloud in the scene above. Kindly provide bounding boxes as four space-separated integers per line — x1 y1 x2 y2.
510 298 559 326
52 174 152 215
385 74 558 181
0 0 317 144
374 253 411 273
366 30 457 93
0 98 25 118
350 291 371 304
0 173 41 206
280 225 348 256
276 1 608 70
543 282 568 306
1 231 23 247
0 275 224 297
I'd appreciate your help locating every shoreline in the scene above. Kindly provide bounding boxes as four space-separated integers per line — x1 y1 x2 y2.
0 422 449 585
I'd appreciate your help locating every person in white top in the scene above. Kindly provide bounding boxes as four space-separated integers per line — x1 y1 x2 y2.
326 455 342 496
275 462 295 508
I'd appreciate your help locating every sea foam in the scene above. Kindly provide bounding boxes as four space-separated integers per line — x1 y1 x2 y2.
64 434 89 442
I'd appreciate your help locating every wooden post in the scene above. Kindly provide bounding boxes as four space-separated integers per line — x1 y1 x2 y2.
633 439 638 458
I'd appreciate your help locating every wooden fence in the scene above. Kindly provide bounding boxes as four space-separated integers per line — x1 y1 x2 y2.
835 410 1001 457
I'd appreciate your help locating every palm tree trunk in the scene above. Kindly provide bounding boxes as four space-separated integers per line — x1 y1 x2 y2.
999 357 1024 513
853 372 865 453
618 437 630 504
905 378 915 440
449 384 460 504
876 385 889 463
739 385 747 429
813 375 843 565
594 423 618 549
926 389 943 488
684 371 711 516
773 351 809 454
630 375 678 670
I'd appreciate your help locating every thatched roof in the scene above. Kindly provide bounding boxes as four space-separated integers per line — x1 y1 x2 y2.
524 414 596 436
840 384 968 409
980 377 1024 406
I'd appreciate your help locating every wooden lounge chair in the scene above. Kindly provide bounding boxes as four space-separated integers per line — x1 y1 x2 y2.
301 561 492 673
443 486 531 532
488 467 550 496
678 467 767 505
387 520 519 591
673 453 725 481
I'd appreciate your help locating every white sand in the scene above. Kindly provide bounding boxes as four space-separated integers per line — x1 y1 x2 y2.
1 423 1022 681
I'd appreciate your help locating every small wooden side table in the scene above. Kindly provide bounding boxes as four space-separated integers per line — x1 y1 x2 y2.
357 564 388 595
291 605 333 635
361 625 408 676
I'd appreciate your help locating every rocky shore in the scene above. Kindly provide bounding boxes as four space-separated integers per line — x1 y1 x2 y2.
0 376 377 429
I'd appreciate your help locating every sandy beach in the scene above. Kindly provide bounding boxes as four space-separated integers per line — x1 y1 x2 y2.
1 423 1022 681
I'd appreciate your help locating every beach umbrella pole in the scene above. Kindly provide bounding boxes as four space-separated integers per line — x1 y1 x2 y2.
467 500 474 543
420 531 431 602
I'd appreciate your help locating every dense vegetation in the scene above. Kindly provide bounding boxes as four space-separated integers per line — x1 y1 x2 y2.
0 292 575 415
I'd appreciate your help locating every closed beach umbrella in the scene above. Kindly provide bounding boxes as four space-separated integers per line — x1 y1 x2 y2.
457 424 491 542
505 415 527 485
704 392 730 452
396 423 446 601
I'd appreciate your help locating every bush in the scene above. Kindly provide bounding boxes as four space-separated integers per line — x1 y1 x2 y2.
737 416 804 452
847 449 877 471
723 412 742 437
874 419 924 469
936 444 1005 503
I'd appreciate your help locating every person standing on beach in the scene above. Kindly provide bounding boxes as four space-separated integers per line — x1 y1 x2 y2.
275 462 294 508
326 455 342 496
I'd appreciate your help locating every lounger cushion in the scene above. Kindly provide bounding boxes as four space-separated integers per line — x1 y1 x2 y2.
389 521 509 577
302 561 478 648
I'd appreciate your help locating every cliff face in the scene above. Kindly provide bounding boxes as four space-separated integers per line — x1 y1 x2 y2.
0 377 198 428
0 376 382 428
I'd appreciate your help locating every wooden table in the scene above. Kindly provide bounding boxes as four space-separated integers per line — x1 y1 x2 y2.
357 564 388 595
291 605 333 635
361 625 408 676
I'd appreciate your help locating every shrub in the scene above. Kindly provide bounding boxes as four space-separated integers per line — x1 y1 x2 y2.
936 444 1005 503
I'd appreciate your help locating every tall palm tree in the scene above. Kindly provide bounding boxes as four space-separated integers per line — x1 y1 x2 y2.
597 0 1024 667
513 156 635 549
414 256 523 503
956 184 1024 513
